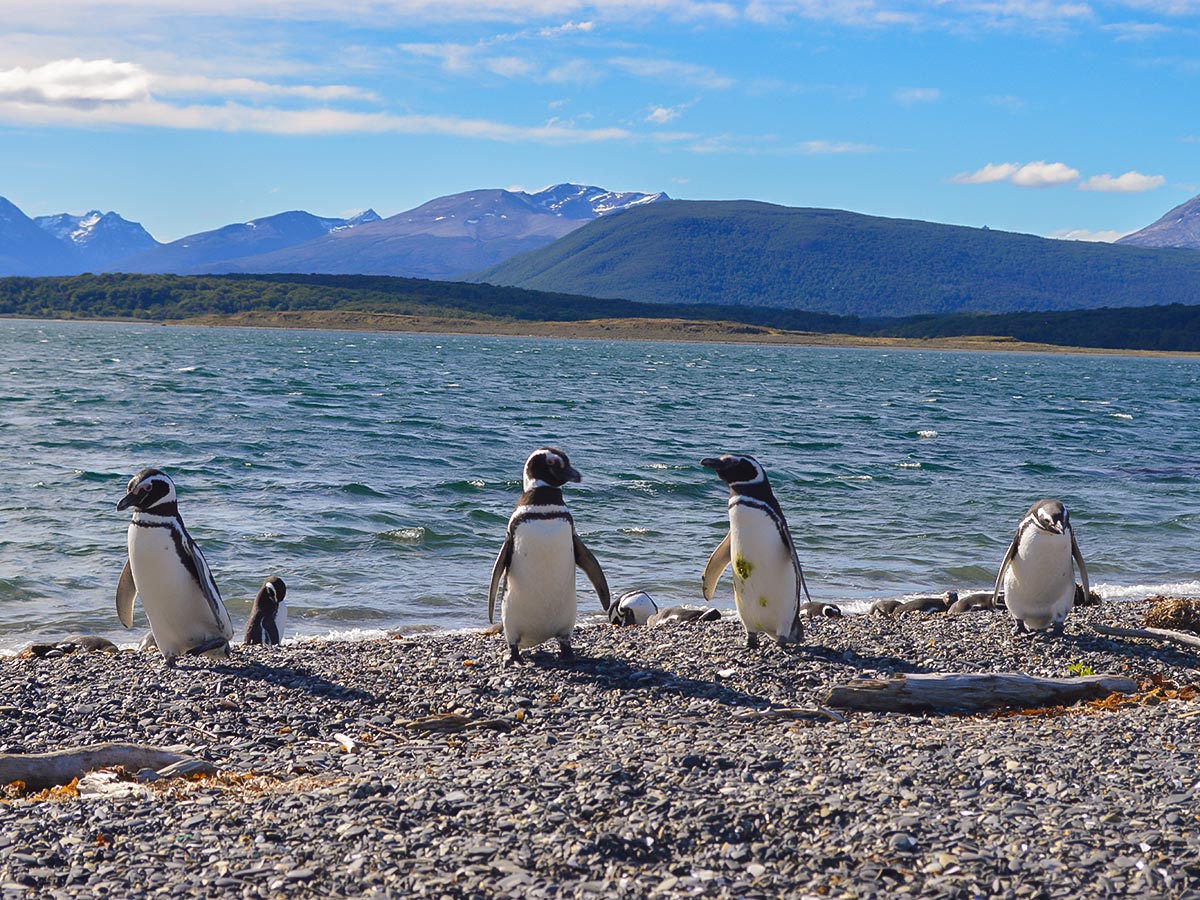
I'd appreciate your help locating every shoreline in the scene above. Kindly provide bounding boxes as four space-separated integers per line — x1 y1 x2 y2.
2 601 1198 898
8 310 1200 359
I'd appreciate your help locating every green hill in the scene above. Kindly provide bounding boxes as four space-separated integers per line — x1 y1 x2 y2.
473 200 1200 317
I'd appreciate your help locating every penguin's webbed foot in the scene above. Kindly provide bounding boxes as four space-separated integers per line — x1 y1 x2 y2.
161 653 178 669
556 637 575 660
745 631 760 650
504 644 523 667
1010 619 1030 638
1050 622 1066 638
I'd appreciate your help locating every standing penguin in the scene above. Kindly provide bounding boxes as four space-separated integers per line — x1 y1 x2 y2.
992 499 1090 636
116 468 234 666
488 447 611 664
701 453 809 649
244 576 288 646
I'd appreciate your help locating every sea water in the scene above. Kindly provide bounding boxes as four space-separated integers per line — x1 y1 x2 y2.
1 318 1198 652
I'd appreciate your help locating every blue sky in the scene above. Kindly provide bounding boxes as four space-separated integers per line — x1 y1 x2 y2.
2 1 1197 242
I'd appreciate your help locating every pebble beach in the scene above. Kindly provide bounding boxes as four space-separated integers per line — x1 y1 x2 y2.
2 600 1199 899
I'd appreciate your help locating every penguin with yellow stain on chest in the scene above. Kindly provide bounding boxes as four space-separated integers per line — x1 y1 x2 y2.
700 454 810 649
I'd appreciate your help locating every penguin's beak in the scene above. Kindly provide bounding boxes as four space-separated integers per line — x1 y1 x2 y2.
564 465 582 483
116 492 137 512
700 457 724 471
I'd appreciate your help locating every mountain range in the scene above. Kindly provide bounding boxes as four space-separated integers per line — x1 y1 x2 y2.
0 184 667 279
476 200 1200 316
4 183 1200 318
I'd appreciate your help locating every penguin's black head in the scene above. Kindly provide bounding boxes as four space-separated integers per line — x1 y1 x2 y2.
117 468 177 512
701 453 767 487
1030 499 1068 535
523 447 582 490
259 576 287 607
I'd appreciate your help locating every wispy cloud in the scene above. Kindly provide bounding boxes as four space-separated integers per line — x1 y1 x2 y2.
645 99 696 124
688 133 877 154
894 86 940 104
1078 170 1165 192
609 56 734 89
952 160 1080 187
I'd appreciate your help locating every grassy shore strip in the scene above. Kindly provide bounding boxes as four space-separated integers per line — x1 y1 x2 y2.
176 309 1200 358
2 601 1198 898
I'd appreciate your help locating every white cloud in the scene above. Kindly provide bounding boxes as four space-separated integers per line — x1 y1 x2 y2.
1048 228 1128 242
0 58 149 104
952 160 1079 187
894 86 940 104
1011 160 1079 187
1078 170 1166 192
645 100 696 124
951 162 1019 184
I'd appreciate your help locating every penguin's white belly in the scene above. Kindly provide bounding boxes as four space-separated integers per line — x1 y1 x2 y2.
729 507 799 638
1004 533 1074 629
128 526 231 657
502 521 577 648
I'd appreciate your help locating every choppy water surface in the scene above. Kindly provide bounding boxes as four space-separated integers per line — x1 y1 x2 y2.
2 319 1198 651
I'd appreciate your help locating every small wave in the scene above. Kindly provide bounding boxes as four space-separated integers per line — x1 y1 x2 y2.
619 527 655 536
897 462 922 469
917 430 938 439
341 482 388 498
377 527 426 544
1108 413 1134 421
1093 580 1200 602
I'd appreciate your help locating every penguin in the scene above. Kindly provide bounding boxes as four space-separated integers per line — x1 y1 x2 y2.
947 591 995 615
800 601 843 619
647 605 722 626
992 499 1090 636
869 599 904 618
488 447 611 664
244 576 288 646
701 453 809 649
116 468 234 666
613 590 659 626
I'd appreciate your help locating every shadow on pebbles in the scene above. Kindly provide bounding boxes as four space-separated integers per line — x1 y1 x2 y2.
1 601 1199 899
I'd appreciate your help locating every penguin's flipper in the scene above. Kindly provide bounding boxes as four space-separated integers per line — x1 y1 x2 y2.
1070 529 1090 603
116 559 136 628
488 536 513 623
183 536 230 636
702 532 732 602
992 534 1020 607
573 533 611 613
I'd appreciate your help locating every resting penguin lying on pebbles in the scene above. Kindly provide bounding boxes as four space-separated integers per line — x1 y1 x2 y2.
647 606 722 626
612 590 658 626
116 468 234 667
488 448 611 664
701 453 809 649
993 499 1089 637
897 591 957 615
870 599 904 617
948 591 995 614
800 601 843 619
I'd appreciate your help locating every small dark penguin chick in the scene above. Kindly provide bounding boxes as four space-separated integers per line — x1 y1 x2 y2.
869 599 904 618
244 576 288 645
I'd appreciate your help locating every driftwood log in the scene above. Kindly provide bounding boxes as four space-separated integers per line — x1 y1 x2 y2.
1094 624 1200 654
825 672 1138 714
0 742 215 792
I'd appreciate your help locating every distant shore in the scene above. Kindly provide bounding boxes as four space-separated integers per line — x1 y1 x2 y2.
161 308 1197 358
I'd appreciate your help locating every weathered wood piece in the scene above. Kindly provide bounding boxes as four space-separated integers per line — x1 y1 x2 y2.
1094 624 1200 653
825 672 1138 714
0 742 215 792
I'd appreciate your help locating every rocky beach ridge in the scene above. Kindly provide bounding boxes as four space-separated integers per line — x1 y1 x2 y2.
1 599 1199 899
